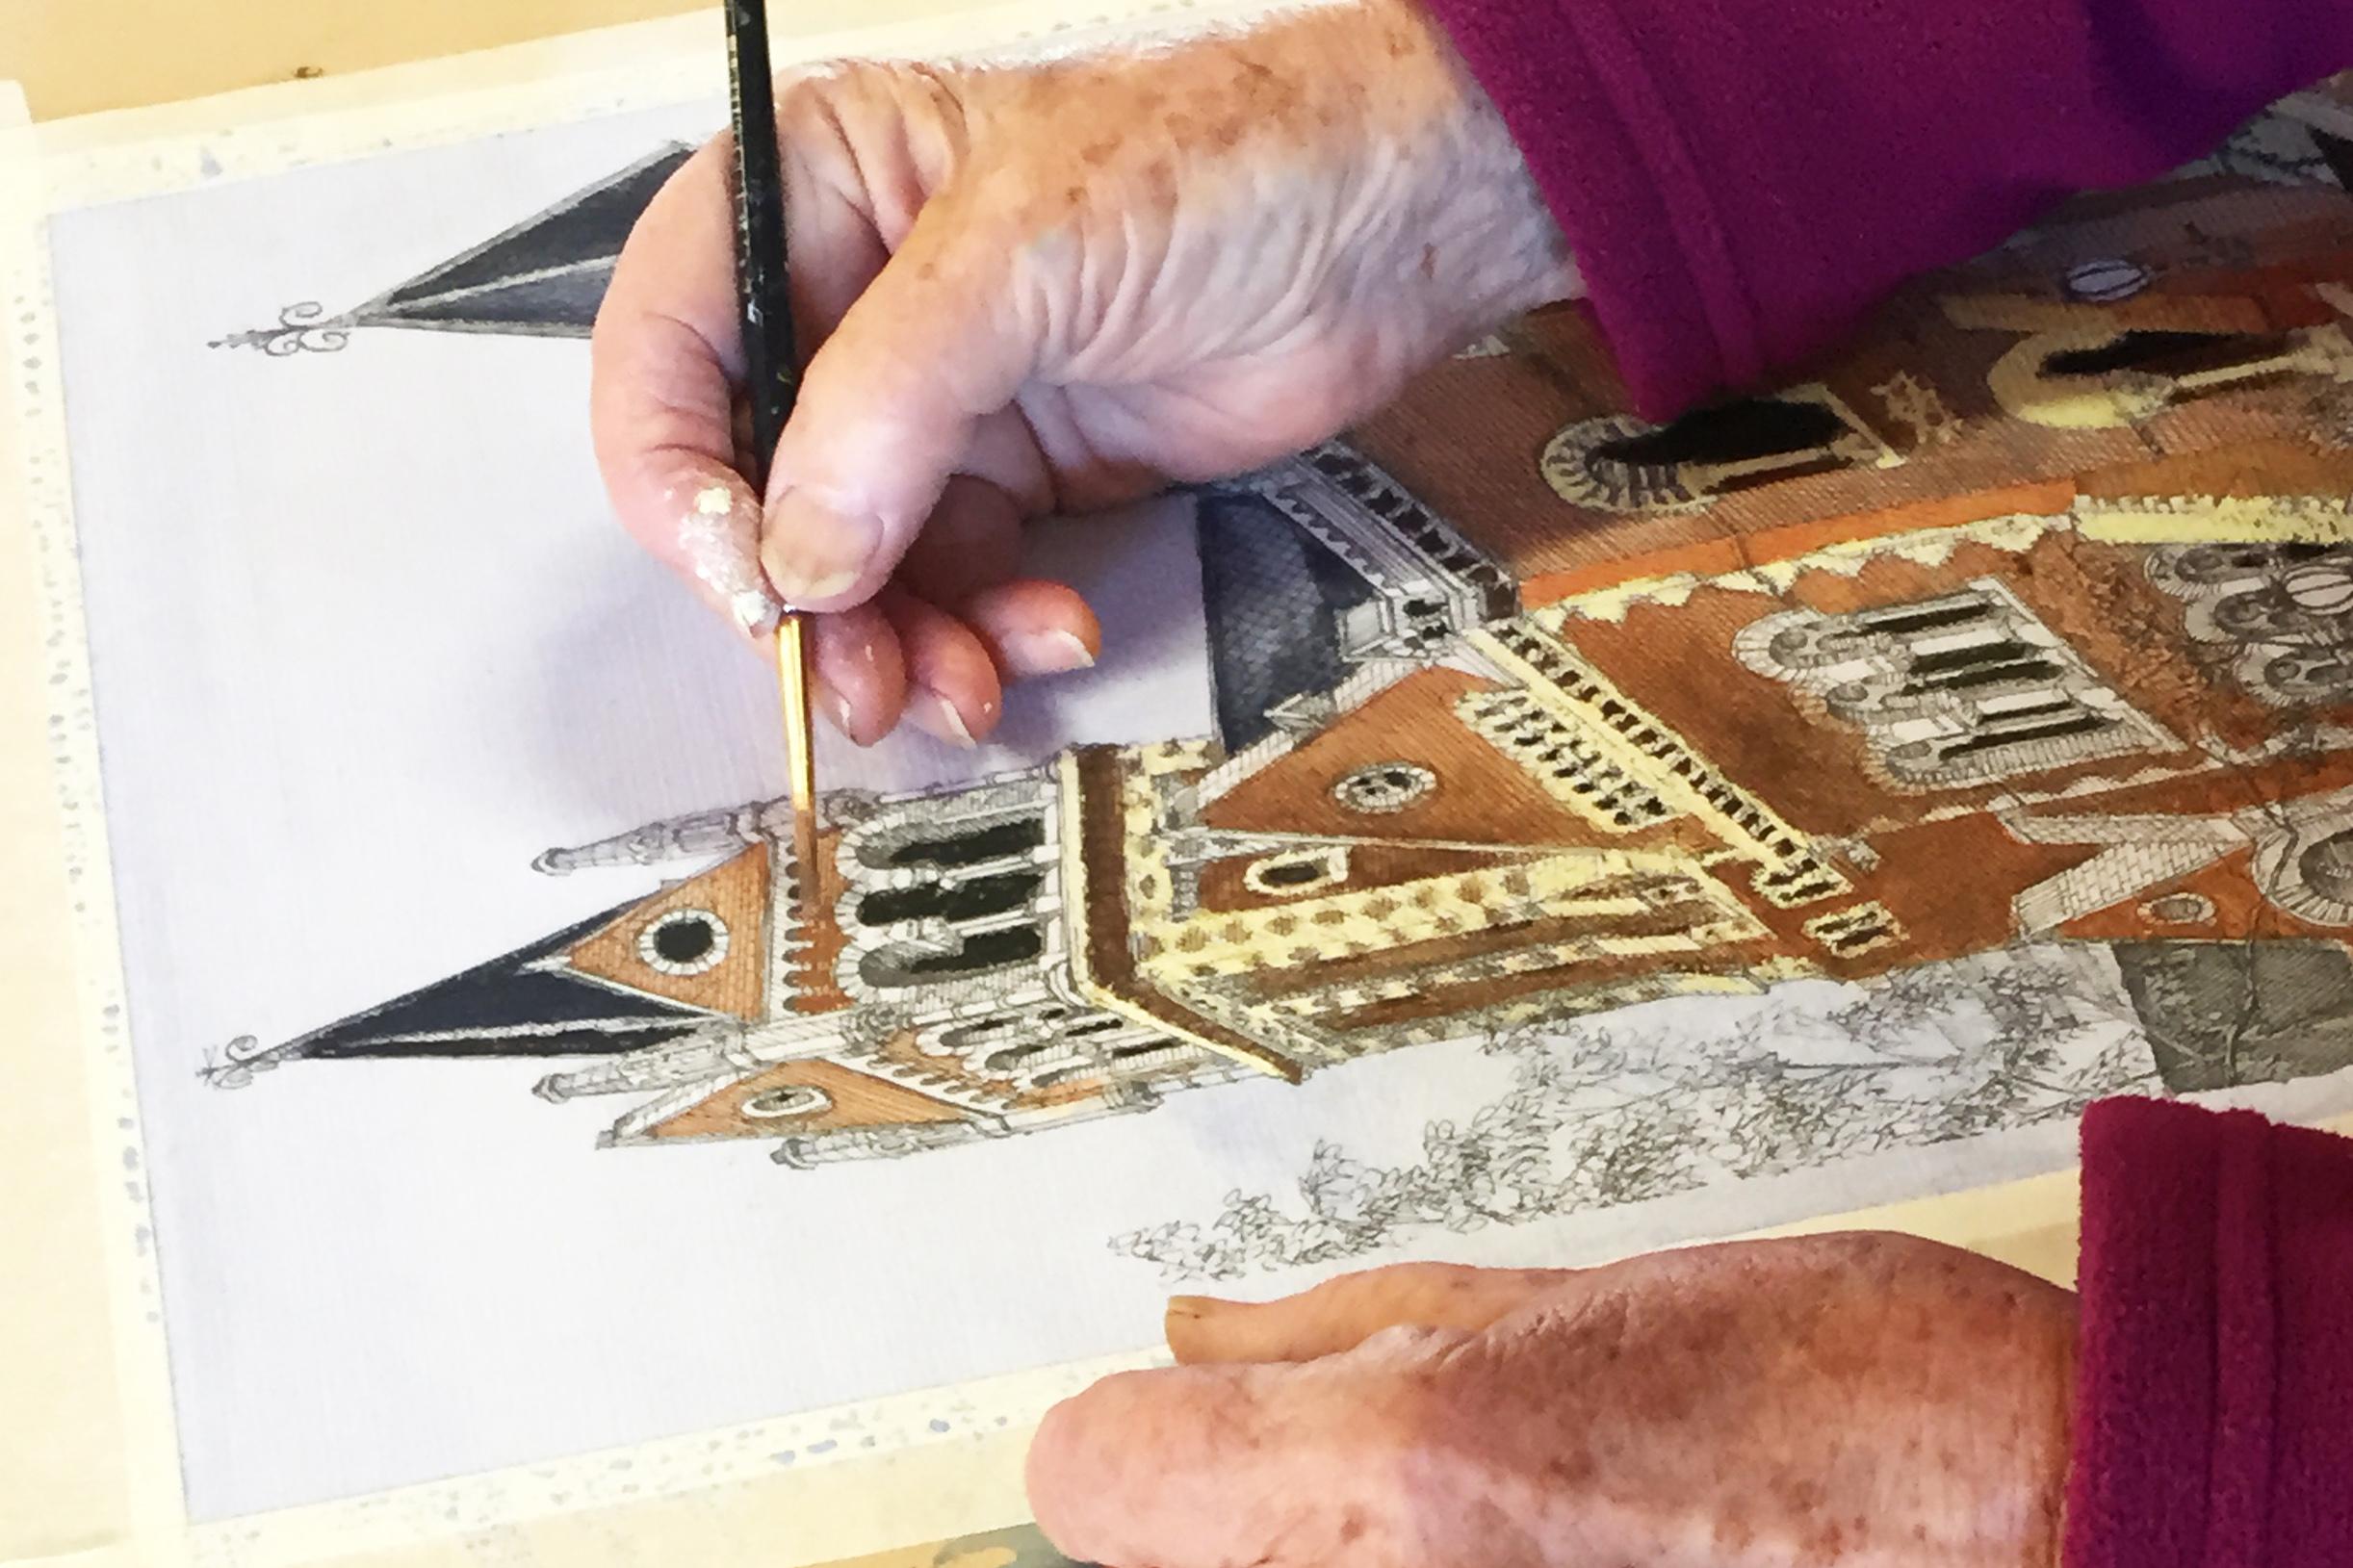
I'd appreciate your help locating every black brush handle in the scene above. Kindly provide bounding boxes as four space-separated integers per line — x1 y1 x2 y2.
725 0 800 493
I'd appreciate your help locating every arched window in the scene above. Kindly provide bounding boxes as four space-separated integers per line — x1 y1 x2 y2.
858 925 1047 990
1541 390 1888 513
1734 581 2171 787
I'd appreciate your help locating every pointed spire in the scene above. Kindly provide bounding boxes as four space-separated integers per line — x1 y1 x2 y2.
215 143 694 352
207 301 359 356
211 903 712 1077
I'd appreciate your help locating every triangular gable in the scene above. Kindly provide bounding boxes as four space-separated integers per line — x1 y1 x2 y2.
560 844 771 1019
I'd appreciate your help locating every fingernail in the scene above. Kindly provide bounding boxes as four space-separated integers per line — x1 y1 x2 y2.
816 684 860 742
918 690 978 749
1165 1295 1232 1322
776 569 861 609
732 590 782 638
1002 629 1098 677
764 489 881 605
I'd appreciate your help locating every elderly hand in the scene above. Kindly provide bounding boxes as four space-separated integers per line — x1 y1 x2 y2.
1026 1234 2077 1567
589 0 1572 747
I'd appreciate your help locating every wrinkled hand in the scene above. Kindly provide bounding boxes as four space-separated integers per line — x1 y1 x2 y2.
590 0 1572 747
1027 1234 2077 1567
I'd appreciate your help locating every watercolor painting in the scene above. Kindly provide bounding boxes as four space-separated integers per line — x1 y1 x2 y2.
39 81 2353 1521
205 129 2353 1178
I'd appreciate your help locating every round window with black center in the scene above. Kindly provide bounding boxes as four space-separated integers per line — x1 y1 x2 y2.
2298 828 2353 913
1243 847 1351 897
637 908 730 976
740 1084 832 1120
1331 762 1436 815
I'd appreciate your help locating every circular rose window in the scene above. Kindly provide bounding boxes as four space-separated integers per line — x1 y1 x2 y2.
1331 762 1435 815
741 1084 833 1120
637 909 730 976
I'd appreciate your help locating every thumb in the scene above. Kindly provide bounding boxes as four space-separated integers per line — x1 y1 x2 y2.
759 204 1034 610
1166 1262 1570 1366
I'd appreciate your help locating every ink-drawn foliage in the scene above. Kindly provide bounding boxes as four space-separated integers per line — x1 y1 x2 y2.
1110 947 2161 1281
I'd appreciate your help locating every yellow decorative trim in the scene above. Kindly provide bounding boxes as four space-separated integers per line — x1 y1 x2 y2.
1135 737 1214 776
1873 372 1963 448
1553 487 2353 630
1246 917 1772 1017
1137 848 1764 981
2077 496 2353 545
1054 754 1294 1081
1119 757 1179 930
1544 512 2067 626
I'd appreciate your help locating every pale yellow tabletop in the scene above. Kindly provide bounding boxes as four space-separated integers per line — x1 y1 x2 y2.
8 0 970 119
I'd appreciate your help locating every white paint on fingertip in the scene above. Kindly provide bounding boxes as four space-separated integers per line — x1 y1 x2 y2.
674 478 780 634
731 591 781 637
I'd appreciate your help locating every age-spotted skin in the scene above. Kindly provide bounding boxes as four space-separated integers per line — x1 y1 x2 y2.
591 0 1574 749
1029 1235 2076 1568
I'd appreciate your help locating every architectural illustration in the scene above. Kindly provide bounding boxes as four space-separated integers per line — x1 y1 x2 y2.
212 143 694 352
207 129 2353 1175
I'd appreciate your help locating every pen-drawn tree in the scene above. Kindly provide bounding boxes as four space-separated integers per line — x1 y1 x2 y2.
1111 945 2161 1281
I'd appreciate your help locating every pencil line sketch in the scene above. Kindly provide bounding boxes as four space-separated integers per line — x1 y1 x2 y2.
199 114 2353 1188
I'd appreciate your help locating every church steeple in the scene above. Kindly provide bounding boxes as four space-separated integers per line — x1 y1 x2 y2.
213 144 694 354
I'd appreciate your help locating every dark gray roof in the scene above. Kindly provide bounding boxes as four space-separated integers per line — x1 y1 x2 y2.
216 143 693 351
1195 487 1377 752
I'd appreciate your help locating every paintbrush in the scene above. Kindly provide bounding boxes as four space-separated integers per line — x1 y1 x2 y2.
723 0 823 938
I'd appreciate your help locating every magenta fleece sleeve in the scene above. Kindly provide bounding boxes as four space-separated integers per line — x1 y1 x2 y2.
2066 1098 2353 1568
1421 0 2353 415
